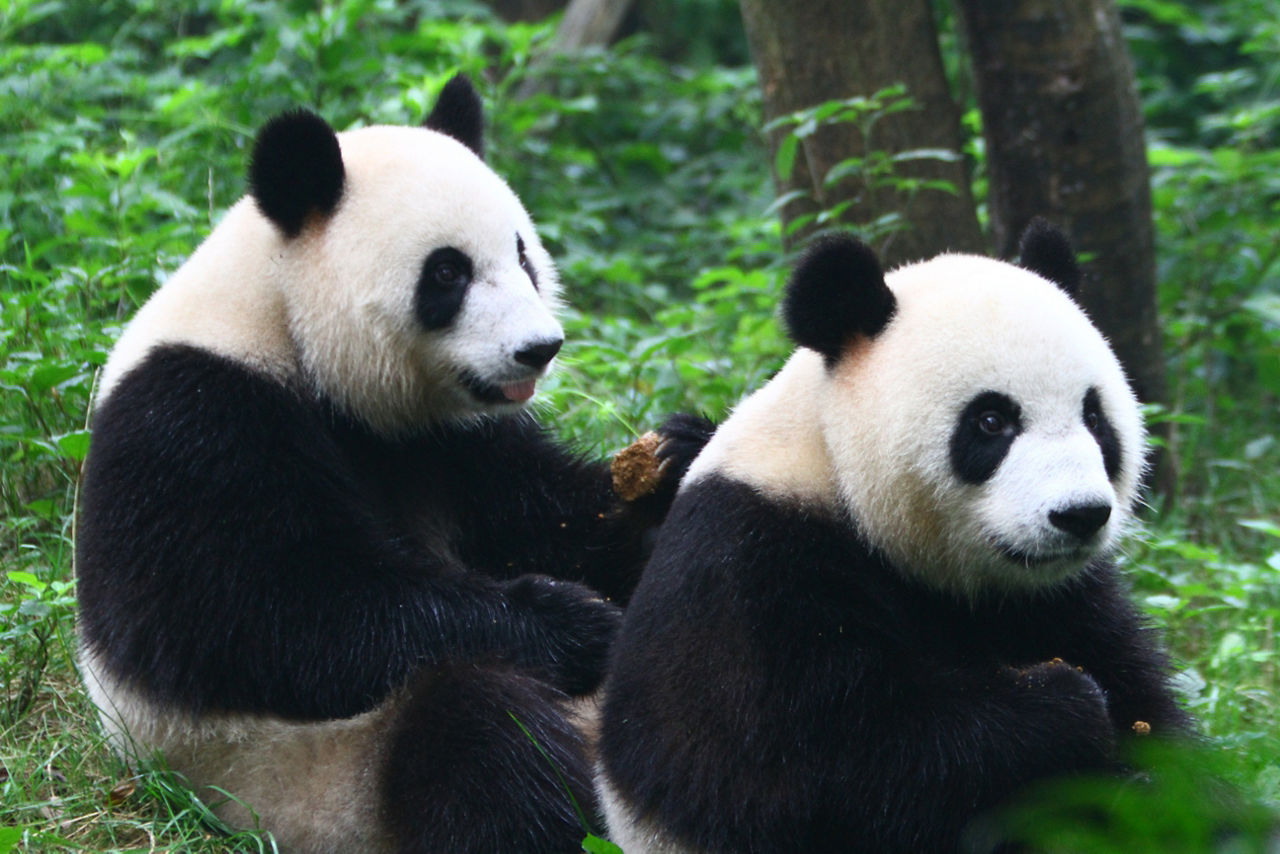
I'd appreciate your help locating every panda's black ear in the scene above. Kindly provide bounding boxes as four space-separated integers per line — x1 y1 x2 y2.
782 234 896 365
249 109 345 239
1018 217 1081 297
425 73 485 159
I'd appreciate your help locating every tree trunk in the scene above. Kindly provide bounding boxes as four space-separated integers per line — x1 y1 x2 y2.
515 0 638 98
489 0 566 22
954 0 1166 410
738 0 984 267
551 0 636 51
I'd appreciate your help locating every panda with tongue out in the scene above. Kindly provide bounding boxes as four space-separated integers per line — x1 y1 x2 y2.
75 75 709 853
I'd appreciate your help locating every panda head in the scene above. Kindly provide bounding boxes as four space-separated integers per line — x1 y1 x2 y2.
249 74 563 435
783 222 1146 597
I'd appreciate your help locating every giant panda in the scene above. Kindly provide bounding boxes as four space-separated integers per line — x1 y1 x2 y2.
597 222 1192 853
76 75 710 853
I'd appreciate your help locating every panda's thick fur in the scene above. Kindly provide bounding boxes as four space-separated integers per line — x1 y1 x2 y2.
597 223 1192 853
76 76 709 853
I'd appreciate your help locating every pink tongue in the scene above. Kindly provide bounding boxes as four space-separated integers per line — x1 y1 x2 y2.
501 380 538 402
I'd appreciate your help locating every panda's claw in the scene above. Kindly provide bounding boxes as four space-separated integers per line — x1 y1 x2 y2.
651 412 716 483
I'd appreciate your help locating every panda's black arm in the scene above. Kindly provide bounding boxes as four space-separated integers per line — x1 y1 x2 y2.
445 413 714 604
1005 564 1194 739
75 345 616 720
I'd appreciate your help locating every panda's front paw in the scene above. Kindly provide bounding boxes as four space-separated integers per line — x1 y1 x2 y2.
505 575 622 697
1009 658 1098 693
654 412 716 482
611 413 715 504
1006 658 1113 727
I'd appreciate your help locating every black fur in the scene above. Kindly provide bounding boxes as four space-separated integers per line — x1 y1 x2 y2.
783 233 897 365
1017 218 1082 297
249 109 345 238
77 344 701 721
425 73 485 158
601 475 1190 854
517 233 539 290
382 663 595 854
949 390 1023 485
1084 386 1123 480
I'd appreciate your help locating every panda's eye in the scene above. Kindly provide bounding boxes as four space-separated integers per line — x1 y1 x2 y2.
978 411 1008 436
424 248 472 291
435 263 462 285
1084 410 1100 433
951 391 1022 484
516 233 538 289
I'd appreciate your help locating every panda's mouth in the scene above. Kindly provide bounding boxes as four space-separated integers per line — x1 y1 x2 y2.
996 542 1091 569
459 371 539 404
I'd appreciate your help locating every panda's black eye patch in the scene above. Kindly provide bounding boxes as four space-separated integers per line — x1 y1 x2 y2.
516 233 538 290
416 247 473 330
951 391 1022 485
1083 387 1122 480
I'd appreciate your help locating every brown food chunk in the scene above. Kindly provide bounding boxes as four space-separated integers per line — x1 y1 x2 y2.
612 431 664 501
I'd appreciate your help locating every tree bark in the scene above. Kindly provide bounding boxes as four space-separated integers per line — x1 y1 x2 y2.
738 0 984 267
489 0 566 22
551 0 636 51
954 0 1166 409
515 0 638 98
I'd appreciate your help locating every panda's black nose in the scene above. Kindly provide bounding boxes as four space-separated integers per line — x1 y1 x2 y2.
1049 503 1112 541
514 338 563 368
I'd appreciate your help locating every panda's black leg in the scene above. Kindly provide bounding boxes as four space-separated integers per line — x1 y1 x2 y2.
380 662 595 854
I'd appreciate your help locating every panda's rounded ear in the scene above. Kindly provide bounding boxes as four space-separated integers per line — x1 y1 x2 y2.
425 73 485 159
782 234 896 365
249 109 345 239
1017 217 1081 297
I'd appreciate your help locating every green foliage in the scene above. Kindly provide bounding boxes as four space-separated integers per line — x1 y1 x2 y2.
763 84 964 244
983 740 1280 852
0 0 1277 849
1117 6 1280 795
1 569 75 724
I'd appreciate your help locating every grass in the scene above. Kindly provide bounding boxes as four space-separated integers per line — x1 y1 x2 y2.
2 0 1279 850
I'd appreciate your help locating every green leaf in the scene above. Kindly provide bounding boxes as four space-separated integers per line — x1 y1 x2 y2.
0 826 23 853
1144 593 1184 611
889 147 963 164
822 155 866 188
28 363 79 393
1239 519 1280 538
774 134 799 181
582 834 624 854
6 571 47 594
762 188 810 218
55 430 91 461
22 499 59 521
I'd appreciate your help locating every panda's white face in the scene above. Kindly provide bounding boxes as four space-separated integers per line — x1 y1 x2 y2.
278 125 563 435
819 255 1144 596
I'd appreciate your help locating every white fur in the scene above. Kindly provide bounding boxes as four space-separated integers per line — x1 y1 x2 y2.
97 124 562 436
283 126 562 434
689 252 1145 598
683 348 835 507
96 200 293 402
80 648 396 852
598 773 703 854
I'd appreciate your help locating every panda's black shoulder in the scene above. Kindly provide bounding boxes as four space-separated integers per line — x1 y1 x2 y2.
86 344 324 481
620 474 888 637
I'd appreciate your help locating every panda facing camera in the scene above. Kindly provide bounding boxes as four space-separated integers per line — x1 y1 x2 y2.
77 75 711 853
598 222 1192 853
